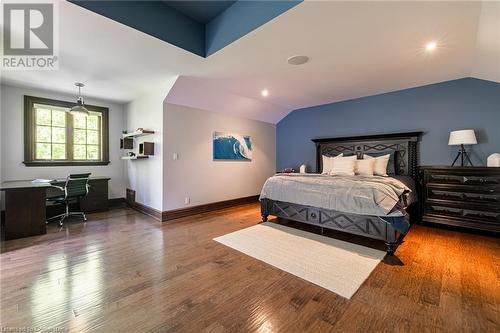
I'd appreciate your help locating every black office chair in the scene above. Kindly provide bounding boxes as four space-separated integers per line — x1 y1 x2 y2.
47 173 91 226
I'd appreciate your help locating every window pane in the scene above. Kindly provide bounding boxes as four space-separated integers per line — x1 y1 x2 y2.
87 145 99 160
52 110 66 127
36 143 51 159
52 144 66 159
74 129 86 144
28 97 106 164
87 115 99 130
73 114 87 129
36 126 51 142
36 108 51 125
74 145 86 160
52 127 66 143
87 130 98 145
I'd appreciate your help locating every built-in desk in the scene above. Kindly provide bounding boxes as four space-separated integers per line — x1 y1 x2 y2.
1 177 110 240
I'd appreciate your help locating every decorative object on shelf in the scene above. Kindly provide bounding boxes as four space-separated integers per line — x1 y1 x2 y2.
487 153 500 167
213 131 253 161
128 152 136 157
139 142 154 156
448 129 477 167
299 164 307 173
280 168 295 173
69 83 89 116
120 138 133 149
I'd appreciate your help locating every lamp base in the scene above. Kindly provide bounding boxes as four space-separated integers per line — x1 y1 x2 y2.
451 144 474 167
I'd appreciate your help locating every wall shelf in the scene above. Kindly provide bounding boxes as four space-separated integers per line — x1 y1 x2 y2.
121 129 155 160
121 155 149 160
122 130 155 139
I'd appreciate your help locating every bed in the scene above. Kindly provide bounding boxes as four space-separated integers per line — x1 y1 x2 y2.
260 132 422 254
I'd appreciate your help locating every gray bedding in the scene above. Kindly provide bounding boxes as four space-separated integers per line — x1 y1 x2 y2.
259 174 413 217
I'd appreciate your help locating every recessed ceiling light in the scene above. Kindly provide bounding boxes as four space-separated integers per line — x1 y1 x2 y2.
261 89 269 97
425 41 437 52
287 55 309 65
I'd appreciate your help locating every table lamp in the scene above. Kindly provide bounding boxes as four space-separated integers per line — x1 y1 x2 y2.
448 129 477 167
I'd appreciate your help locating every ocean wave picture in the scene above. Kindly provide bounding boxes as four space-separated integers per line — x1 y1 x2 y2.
213 131 253 161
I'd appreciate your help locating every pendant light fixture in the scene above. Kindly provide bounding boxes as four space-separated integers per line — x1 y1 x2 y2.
70 82 89 116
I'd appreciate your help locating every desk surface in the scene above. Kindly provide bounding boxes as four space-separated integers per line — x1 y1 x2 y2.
0 177 110 191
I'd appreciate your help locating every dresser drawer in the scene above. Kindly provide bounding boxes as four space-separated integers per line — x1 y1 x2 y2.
425 203 500 225
426 172 500 186
426 185 500 205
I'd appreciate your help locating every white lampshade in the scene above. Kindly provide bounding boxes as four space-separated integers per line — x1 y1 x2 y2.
448 129 477 146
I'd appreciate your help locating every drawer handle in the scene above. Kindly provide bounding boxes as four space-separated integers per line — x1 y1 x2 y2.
310 213 317 219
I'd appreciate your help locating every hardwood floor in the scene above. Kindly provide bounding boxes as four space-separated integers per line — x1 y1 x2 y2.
1 204 499 332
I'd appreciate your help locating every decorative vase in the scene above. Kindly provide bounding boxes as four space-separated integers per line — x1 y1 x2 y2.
487 153 500 167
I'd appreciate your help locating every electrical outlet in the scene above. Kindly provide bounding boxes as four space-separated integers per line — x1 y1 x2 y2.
184 197 190 205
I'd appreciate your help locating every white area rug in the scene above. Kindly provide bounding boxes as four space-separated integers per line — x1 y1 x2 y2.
214 222 386 299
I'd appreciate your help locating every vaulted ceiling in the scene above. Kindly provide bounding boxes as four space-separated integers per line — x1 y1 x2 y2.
1 1 499 124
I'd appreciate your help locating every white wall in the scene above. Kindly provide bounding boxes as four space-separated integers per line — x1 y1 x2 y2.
0 84 126 198
163 103 276 211
124 80 177 211
0 85 3 210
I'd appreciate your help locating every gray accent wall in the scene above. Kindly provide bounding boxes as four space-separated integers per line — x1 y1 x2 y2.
277 78 500 172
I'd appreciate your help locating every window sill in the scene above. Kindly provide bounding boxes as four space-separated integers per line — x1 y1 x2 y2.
23 161 111 167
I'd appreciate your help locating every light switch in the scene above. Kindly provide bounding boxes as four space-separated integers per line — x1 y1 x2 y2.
173 153 178 160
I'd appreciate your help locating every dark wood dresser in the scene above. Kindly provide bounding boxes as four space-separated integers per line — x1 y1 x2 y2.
421 166 500 233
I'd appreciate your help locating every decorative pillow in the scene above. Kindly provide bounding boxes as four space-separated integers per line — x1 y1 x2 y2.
363 154 391 176
364 152 395 174
330 155 356 176
321 153 343 174
355 158 375 176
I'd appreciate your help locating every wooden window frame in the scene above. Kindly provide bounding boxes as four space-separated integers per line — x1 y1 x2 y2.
23 95 110 166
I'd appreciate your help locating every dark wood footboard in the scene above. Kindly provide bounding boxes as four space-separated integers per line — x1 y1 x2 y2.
261 198 403 254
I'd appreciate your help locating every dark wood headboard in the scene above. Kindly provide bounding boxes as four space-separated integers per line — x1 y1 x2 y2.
312 132 422 179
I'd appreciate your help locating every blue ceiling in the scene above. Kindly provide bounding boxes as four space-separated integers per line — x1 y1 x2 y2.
70 0 302 57
162 1 237 24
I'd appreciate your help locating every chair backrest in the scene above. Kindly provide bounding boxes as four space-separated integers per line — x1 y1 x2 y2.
64 173 91 198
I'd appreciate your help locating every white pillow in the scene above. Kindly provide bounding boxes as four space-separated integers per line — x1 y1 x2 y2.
330 156 356 176
321 153 343 174
363 154 390 176
355 158 375 176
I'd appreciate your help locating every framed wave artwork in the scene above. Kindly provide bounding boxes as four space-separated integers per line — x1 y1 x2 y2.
213 131 253 161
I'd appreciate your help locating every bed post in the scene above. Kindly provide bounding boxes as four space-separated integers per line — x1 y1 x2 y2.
315 142 321 173
261 198 269 223
385 242 396 255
